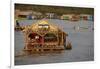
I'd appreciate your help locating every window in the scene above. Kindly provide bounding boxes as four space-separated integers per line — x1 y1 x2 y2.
38 24 49 31
44 33 57 42
28 33 42 43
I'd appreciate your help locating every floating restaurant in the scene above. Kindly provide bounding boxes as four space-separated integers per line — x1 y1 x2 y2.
23 20 72 52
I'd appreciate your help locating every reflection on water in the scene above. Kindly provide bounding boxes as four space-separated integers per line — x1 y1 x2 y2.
15 19 94 65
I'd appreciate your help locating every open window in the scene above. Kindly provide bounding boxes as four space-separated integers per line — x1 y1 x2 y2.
44 33 57 42
28 33 42 43
38 24 49 31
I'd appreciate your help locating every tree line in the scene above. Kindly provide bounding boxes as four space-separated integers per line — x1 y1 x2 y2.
15 3 94 15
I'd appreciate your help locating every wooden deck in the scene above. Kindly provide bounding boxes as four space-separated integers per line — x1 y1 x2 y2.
23 46 64 52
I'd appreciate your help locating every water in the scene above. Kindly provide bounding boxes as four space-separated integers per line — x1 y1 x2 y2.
15 19 94 65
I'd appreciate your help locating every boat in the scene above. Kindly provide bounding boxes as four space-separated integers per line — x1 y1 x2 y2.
22 20 72 53
14 20 25 31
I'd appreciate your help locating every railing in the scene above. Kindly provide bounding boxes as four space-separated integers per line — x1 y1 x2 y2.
26 42 64 49
44 42 58 46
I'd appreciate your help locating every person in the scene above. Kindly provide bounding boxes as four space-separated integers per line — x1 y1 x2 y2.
16 20 20 27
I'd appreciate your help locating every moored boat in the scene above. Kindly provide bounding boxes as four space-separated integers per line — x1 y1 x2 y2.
22 20 72 53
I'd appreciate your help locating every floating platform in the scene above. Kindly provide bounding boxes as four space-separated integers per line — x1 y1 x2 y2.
22 20 72 52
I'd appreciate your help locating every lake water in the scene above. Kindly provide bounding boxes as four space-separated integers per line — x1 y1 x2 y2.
15 19 94 65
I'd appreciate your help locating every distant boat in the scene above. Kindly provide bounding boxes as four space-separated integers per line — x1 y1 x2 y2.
15 20 25 31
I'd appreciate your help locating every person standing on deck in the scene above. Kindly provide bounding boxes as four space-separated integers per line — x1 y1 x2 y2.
16 19 20 27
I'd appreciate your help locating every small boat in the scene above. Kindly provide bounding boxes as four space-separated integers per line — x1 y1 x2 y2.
15 26 24 31
14 20 24 31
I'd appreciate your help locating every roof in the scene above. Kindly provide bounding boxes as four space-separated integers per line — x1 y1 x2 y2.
30 20 59 31
23 20 67 36
38 20 48 25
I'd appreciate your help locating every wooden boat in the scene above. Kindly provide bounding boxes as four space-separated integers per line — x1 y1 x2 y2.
23 20 72 53
15 26 24 31
14 20 25 31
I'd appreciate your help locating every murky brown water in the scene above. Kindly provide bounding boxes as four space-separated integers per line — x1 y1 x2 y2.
15 19 94 65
